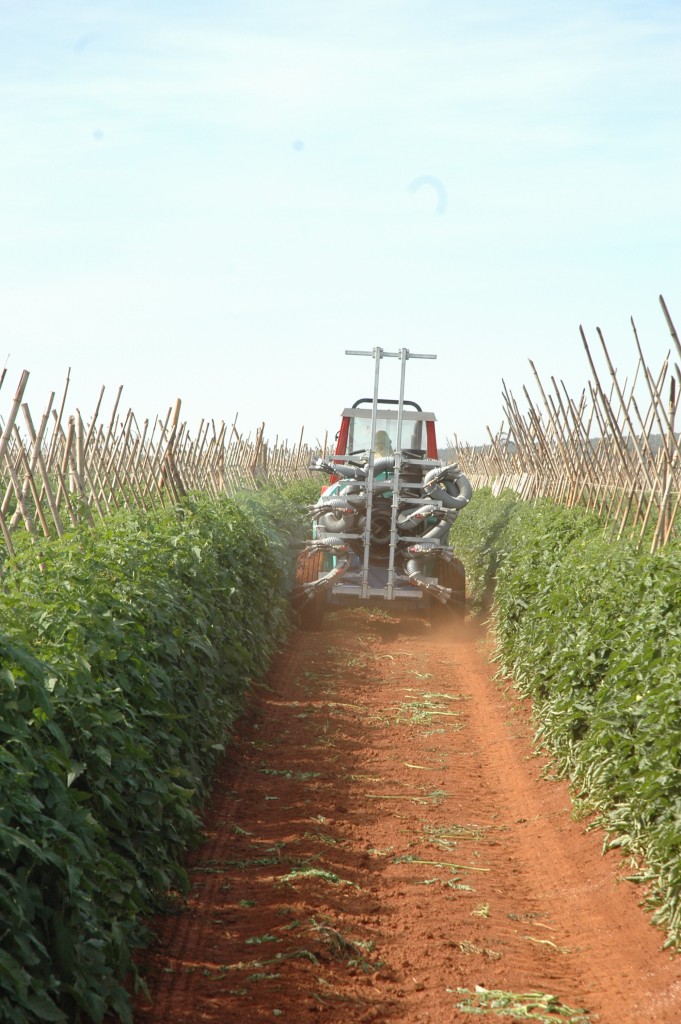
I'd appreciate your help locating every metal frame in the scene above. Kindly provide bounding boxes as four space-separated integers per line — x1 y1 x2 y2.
344 348 436 599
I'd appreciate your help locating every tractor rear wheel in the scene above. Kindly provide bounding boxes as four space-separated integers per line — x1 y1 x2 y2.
295 551 326 631
430 558 466 628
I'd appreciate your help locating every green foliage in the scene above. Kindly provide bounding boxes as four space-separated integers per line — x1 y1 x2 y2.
234 477 318 592
0 484 308 1022
450 488 521 611
457 490 681 946
453 985 589 1021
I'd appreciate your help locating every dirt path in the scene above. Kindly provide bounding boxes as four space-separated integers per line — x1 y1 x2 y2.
132 610 681 1024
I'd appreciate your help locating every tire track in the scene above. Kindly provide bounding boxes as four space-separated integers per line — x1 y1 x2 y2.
132 611 681 1024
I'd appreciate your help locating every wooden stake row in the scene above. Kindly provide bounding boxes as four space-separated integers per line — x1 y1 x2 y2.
454 295 681 551
0 383 319 562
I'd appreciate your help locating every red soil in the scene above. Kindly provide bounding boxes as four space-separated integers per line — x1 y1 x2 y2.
132 609 681 1023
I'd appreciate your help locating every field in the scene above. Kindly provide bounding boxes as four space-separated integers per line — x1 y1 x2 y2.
130 609 681 1024
2 314 681 1022
3 474 681 1022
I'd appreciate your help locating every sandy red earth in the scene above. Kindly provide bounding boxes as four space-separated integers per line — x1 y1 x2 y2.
131 610 681 1024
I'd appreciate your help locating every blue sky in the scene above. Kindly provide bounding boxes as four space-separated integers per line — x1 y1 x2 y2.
1 0 679 446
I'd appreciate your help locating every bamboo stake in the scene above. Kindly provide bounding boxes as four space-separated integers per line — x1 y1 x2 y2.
4 391 54 521
652 377 678 550
12 426 50 538
46 368 71 472
294 425 304 470
552 382 589 507
596 327 656 494
83 430 113 515
581 333 637 523
0 371 30 475
160 400 185 501
660 294 681 367
22 403 64 537
0 372 32 551
65 417 95 526
77 412 107 518
52 459 79 527
2 432 38 538
82 386 105 454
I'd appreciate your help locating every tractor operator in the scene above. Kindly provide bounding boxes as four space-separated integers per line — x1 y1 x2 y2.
374 430 394 457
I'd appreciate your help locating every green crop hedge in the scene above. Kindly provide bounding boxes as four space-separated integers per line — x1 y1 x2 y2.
454 488 681 946
0 483 313 1023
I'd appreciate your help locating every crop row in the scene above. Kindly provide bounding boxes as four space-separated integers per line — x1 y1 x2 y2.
453 488 681 946
0 480 317 1023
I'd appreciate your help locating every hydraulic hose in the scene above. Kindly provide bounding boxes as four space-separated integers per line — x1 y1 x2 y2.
294 538 360 606
310 455 397 481
404 542 457 604
397 503 439 530
423 464 473 510
310 497 359 534
310 457 366 480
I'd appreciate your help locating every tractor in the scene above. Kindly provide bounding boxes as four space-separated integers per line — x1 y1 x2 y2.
293 347 472 630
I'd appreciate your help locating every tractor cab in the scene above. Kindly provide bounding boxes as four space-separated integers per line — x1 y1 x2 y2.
335 399 439 463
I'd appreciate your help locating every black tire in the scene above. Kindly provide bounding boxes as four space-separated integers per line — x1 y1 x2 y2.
430 558 466 627
294 551 326 631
